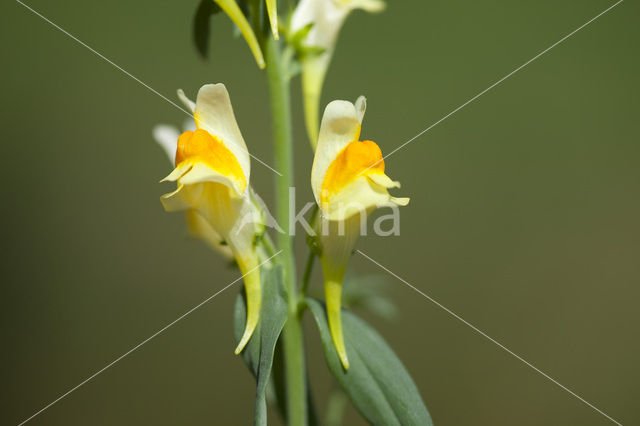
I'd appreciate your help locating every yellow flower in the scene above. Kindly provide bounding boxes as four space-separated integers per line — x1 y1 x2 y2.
311 96 408 369
160 83 263 354
291 0 385 148
154 122 234 260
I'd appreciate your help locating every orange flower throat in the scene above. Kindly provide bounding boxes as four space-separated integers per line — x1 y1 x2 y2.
321 140 385 203
175 128 246 190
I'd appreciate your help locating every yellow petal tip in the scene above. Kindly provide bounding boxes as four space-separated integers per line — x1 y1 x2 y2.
234 342 245 355
339 351 350 370
325 278 350 370
391 196 410 206
234 322 256 354
266 0 279 39
234 261 261 354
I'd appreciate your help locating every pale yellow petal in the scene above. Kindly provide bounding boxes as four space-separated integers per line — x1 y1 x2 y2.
368 172 400 189
322 174 407 221
311 97 366 205
153 125 179 165
193 84 251 186
390 196 410 206
177 89 196 113
301 56 329 149
178 162 243 197
160 163 192 183
185 210 234 259
160 184 196 212
342 0 385 13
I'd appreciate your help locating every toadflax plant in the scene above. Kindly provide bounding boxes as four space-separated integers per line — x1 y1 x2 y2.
154 0 432 425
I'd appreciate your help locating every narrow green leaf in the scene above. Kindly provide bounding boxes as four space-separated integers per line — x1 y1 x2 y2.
343 273 398 320
193 0 222 58
288 22 314 47
234 265 287 426
270 339 287 422
304 298 433 426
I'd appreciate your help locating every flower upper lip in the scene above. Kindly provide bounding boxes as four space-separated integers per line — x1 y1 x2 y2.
177 84 252 185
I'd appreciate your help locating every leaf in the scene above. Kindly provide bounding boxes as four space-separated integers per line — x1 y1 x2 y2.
234 265 288 426
304 298 433 426
193 0 221 58
343 273 398 320
299 45 326 59
270 338 287 422
288 22 314 47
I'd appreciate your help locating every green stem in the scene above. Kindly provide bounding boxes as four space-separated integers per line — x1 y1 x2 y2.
265 36 307 426
300 205 319 297
261 232 277 257
300 250 315 297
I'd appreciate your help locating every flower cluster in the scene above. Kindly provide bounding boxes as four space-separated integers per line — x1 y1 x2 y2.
155 0 402 370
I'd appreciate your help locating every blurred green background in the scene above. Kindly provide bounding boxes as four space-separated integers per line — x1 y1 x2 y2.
2 0 638 424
